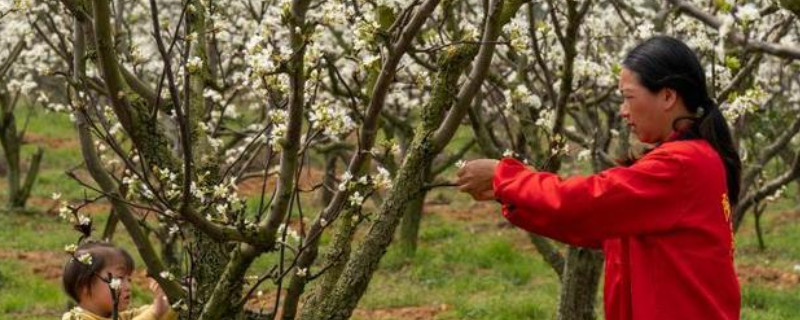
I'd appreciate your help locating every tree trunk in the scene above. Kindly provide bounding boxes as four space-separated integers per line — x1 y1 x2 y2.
1 106 21 210
398 174 429 256
556 247 604 320
191 232 239 316
0 103 42 211
300 41 481 320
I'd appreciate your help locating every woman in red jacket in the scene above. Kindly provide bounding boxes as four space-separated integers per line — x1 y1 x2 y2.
456 36 742 320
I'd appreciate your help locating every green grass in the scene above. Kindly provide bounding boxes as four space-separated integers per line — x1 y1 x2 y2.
0 212 82 252
735 192 800 320
0 259 64 320
742 284 800 320
349 212 563 320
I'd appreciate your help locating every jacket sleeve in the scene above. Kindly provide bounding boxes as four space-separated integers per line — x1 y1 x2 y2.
493 149 688 242
500 203 603 249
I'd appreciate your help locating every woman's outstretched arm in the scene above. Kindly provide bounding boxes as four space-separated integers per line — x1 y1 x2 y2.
492 149 688 241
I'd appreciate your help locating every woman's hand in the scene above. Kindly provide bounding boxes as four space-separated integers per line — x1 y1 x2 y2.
456 159 499 201
149 279 170 317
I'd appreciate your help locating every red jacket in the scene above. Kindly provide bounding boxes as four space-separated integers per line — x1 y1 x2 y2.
493 139 740 320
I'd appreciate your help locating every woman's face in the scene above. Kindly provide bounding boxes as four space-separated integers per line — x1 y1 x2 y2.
618 68 673 144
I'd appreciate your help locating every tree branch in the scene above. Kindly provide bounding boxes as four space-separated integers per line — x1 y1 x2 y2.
667 0 800 60
735 151 800 231
75 110 185 301
432 0 527 153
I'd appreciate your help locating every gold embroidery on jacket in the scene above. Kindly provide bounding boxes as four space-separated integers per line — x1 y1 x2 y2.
722 193 735 258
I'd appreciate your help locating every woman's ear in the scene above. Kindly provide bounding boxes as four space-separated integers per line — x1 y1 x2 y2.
660 88 678 111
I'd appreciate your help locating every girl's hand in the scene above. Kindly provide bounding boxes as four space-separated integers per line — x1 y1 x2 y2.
149 279 169 317
456 159 499 201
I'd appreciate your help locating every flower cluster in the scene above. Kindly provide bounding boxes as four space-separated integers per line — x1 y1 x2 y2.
121 170 154 201
277 223 301 243
354 16 380 52
535 108 555 131
504 19 527 52
735 4 760 24
186 56 204 74
318 0 348 26
57 200 91 229
337 167 392 206
77 253 93 265
197 178 245 224
269 109 289 150
308 99 356 139
764 185 787 203
155 167 182 200
721 87 767 123
160 271 176 281
373 167 392 190
503 84 541 111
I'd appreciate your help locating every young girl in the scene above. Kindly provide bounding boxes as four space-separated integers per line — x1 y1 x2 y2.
61 242 176 320
457 36 741 319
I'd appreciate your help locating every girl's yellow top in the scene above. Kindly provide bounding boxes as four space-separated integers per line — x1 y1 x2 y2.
61 306 177 320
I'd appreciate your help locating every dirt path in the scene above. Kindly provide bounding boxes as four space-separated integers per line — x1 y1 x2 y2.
737 263 800 289
23 132 79 149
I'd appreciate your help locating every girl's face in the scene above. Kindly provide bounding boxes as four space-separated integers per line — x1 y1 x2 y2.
618 68 675 144
81 263 132 316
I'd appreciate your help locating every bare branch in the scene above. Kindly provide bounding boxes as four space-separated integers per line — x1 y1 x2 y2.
735 151 800 230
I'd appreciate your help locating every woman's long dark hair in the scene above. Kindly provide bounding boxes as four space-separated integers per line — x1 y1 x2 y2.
622 35 742 206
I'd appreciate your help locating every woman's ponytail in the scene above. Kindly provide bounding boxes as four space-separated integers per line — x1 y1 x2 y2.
691 100 742 205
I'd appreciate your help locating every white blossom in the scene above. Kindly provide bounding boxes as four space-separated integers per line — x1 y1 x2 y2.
635 23 655 39
208 136 223 151
338 171 353 191
58 205 73 220
160 271 176 281
373 167 392 190
186 56 204 73
737 4 759 23
308 99 355 138
765 185 787 203
349 191 364 206
320 1 346 25
505 19 527 52
577 149 591 162
215 203 229 216
535 109 554 130
721 87 767 122
77 253 93 265
168 225 180 236
109 278 121 290
78 215 91 226
460 21 480 41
